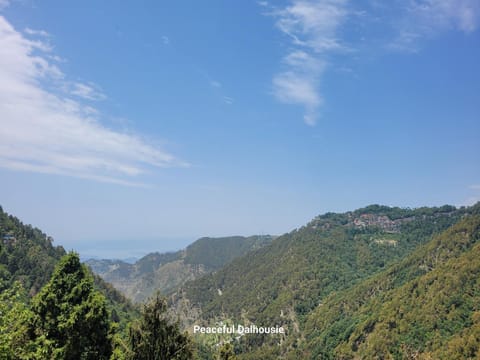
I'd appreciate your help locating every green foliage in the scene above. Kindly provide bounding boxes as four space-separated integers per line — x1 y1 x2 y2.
180 204 469 357
29 252 112 359
302 214 480 359
93 273 138 336
184 235 273 270
135 252 182 274
128 292 193 360
0 207 148 358
351 204 456 220
0 282 33 359
0 206 65 294
3 203 480 359
217 342 236 360
87 235 273 303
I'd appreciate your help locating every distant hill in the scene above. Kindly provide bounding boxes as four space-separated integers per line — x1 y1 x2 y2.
86 235 273 303
171 204 478 358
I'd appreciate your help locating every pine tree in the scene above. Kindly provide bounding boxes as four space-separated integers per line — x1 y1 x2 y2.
128 292 192 360
30 252 112 359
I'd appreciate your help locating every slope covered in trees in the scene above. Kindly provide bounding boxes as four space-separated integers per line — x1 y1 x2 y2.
3 203 480 359
0 206 66 295
174 205 473 358
301 208 480 359
86 235 273 303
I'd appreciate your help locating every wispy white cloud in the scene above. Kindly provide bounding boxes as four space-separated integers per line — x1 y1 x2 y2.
0 15 187 186
69 82 106 101
266 0 348 125
412 0 480 33
470 184 480 190
390 0 480 51
24 27 50 37
161 35 169 45
273 51 325 125
223 96 234 105
266 0 480 122
48 54 65 63
273 0 348 53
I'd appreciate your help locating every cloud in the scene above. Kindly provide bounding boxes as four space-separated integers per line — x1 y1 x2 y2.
223 96 234 105
24 27 50 37
48 54 65 63
411 0 480 33
273 0 347 53
161 35 169 45
266 0 480 122
266 0 348 125
390 0 480 50
69 82 106 101
273 51 326 125
0 0 9 10
0 15 186 186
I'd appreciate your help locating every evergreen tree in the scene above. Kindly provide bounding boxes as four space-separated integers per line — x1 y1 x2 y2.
128 292 192 360
29 252 112 359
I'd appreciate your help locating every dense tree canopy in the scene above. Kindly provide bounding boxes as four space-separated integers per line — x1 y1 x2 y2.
2 204 480 359
30 252 112 359
128 292 193 360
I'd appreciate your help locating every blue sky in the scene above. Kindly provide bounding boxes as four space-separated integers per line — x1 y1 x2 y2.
0 0 479 259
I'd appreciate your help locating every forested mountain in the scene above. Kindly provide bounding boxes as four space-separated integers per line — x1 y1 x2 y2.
3 203 480 359
172 204 479 358
0 206 65 295
301 211 480 359
86 235 273 303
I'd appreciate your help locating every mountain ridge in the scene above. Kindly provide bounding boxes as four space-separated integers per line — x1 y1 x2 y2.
86 235 274 303
170 204 476 358
301 210 480 359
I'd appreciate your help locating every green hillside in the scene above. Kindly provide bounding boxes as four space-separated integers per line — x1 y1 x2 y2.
184 235 273 270
301 208 480 359
0 206 66 294
87 235 273 303
176 205 471 357
3 203 479 359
